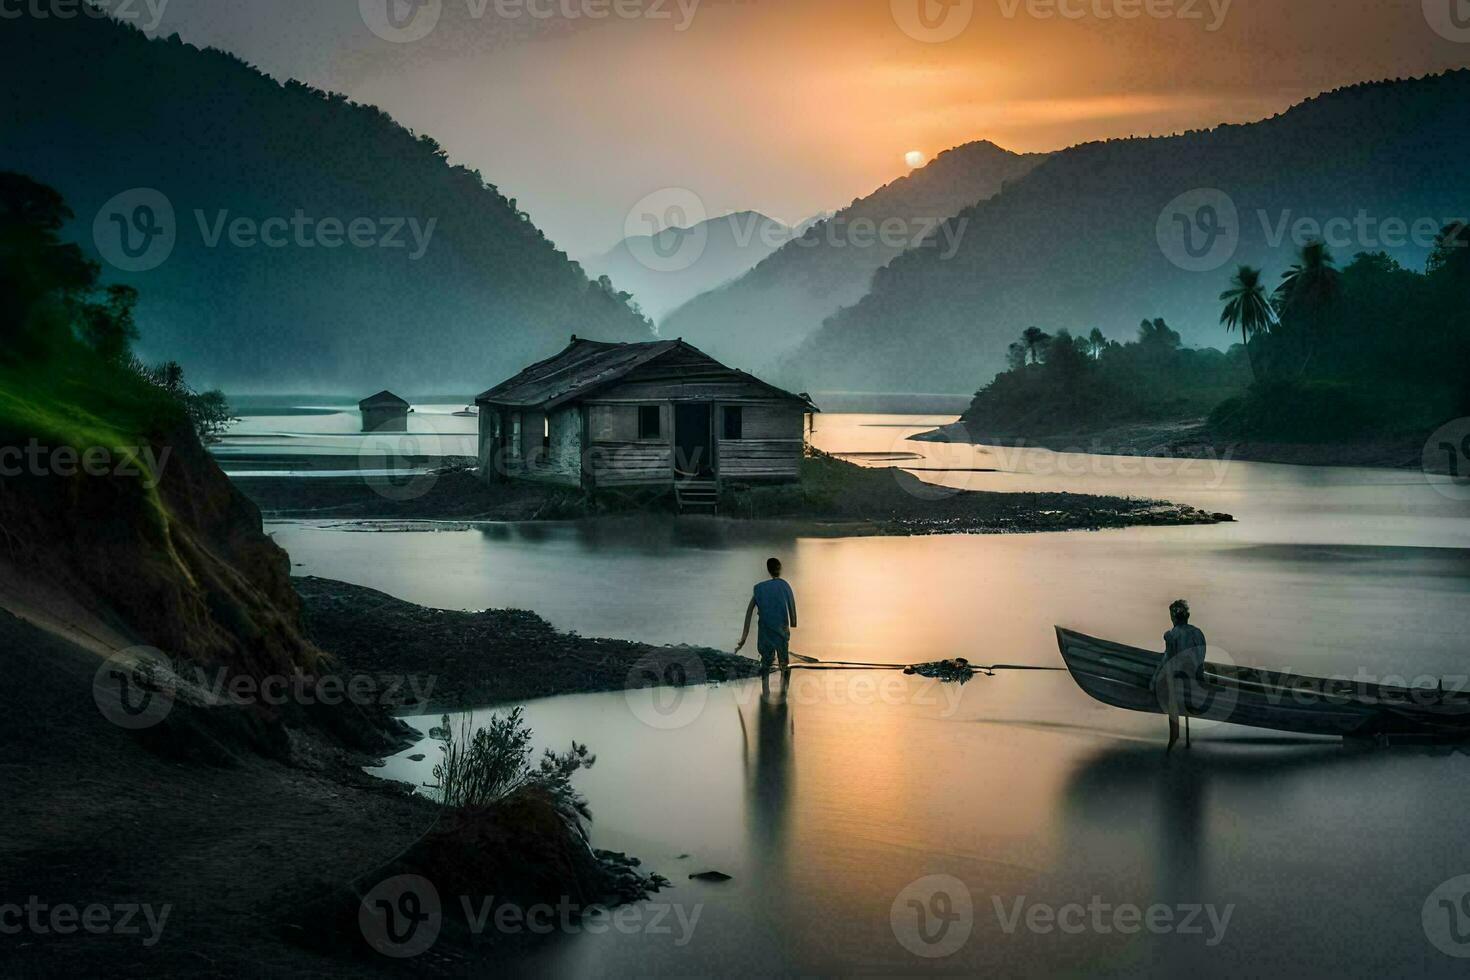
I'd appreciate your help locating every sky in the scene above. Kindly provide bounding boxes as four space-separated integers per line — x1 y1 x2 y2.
140 0 1467 257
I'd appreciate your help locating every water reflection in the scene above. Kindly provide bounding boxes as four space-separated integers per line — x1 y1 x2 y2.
1059 740 1371 903
740 671 796 858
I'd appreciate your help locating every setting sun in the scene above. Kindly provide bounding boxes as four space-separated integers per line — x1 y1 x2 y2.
904 150 926 168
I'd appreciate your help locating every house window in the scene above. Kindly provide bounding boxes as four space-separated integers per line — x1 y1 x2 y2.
511 413 522 458
638 405 661 440
543 416 551 450
723 405 744 440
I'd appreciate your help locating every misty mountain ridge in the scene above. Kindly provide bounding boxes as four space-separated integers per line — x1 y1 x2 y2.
660 140 1049 371
783 71 1470 395
581 210 791 323
0 14 653 393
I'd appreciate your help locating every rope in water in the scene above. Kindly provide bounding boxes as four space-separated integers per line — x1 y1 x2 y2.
765 654 1068 675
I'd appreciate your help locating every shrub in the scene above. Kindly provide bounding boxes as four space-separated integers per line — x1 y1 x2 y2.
430 708 595 837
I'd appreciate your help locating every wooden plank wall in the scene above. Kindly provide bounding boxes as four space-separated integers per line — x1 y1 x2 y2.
717 439 802 480
717 403 804 481
588 443 674 486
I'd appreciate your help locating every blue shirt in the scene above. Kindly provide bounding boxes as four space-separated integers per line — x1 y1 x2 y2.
753 579 796 637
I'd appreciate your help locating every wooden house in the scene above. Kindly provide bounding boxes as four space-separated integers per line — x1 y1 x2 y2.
476 337 816 502
358 390 410 432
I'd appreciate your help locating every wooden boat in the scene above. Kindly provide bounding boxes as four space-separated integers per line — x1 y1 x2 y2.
1055 627 1470 739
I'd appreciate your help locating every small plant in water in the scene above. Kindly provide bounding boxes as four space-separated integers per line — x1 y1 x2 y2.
430 708 596 835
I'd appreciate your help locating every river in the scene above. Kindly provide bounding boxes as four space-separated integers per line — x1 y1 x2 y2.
265 413 1470 976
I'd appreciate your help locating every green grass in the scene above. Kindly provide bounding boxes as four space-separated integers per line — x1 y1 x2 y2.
0 353 191 563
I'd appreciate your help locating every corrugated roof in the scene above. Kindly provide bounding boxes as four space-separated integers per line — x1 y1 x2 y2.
476 338 816 411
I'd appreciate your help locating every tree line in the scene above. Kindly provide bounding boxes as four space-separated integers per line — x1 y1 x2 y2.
965 227 1470 442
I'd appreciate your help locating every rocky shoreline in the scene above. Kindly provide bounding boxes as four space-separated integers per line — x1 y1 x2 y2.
296 575 763 713
237 456 1231 535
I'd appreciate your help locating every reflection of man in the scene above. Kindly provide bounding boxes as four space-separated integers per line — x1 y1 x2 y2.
736 557 797 673
1153 599 1206 751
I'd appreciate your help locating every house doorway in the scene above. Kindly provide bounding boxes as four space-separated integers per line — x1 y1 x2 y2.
673 403 714 479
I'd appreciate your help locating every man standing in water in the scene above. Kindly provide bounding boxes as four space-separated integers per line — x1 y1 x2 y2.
1155 599 1207 751
736 557 797 674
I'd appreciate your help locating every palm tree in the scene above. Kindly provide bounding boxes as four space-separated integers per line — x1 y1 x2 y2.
1219 265 1277 381
1275 240 1341 377
1277 240 1341 310
1087 327 1107 361
1020 326 1052 365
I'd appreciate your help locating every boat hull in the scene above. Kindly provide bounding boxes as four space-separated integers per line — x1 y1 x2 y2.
1055 627 1470 739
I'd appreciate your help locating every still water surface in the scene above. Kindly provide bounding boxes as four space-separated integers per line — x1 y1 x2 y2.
269 414 1470 976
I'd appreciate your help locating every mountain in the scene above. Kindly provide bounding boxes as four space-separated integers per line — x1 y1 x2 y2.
659 141 1048 371
0 15 652 392
581 211 790 323
785 72 1470 394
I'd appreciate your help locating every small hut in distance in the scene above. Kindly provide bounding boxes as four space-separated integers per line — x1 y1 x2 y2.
359 390 410 432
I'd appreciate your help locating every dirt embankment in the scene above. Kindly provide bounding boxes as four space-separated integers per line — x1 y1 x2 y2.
0 417 708 975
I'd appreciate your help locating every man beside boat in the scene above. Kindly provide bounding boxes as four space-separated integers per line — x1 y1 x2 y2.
1155 599 1207 751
